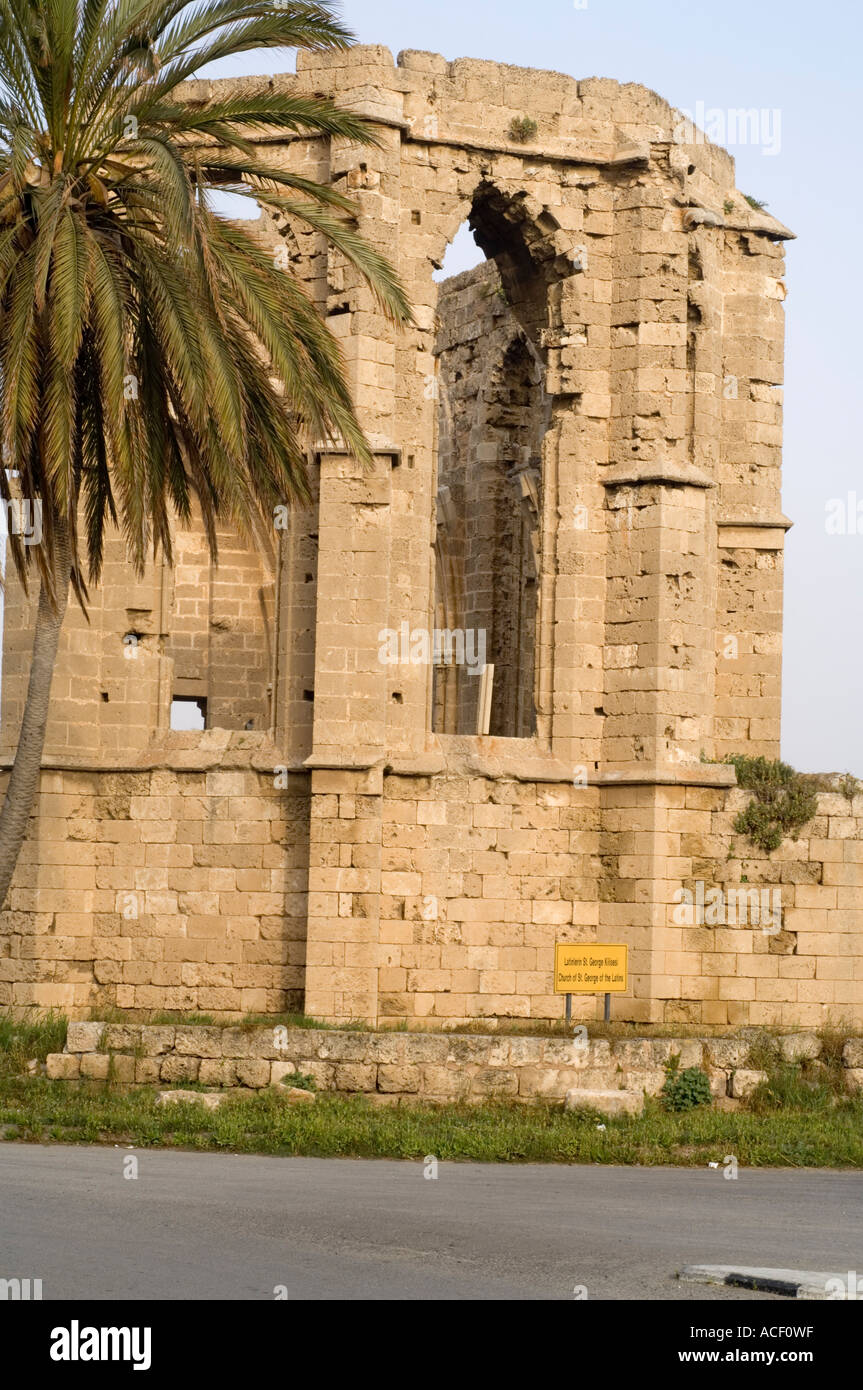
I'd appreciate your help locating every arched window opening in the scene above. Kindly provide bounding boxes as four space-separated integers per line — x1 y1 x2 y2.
433 222 485 282
432 196 548 738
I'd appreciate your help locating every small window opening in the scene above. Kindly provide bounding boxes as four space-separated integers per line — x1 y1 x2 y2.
170 696 207 730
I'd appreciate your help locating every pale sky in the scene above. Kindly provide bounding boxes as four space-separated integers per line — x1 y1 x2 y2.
7 1 860 773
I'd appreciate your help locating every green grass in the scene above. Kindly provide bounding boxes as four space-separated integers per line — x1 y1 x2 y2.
744 1033 782 1071
748 1057 849 1112
1 1014 861 1167
89 1007 220 1027
0 1011 67 1078
0 1078 861 1165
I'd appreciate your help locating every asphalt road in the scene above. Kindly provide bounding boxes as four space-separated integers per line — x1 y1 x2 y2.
1 1145 860 1300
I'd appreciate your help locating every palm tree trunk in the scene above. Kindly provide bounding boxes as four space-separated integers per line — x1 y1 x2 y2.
0 523 72 910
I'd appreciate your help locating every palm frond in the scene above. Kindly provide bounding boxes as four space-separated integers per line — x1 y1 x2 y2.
0 0 414 605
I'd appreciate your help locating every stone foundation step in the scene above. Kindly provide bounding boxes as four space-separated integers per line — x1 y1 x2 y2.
564 1088 644 1117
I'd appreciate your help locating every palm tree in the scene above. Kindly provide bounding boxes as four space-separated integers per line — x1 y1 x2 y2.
0 0 412 908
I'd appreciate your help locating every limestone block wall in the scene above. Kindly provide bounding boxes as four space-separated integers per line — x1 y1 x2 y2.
0 738 309 1016
713 229 788 761
377 771 600 1022
689 787 863 1029
714 534 784 759
0 515 278 757
165 522 275 731
47 1021 863 1104
306 767 863 1029
2 755 862 1026
600 783 863 1029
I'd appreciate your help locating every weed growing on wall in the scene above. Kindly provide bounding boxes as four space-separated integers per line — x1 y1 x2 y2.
726 755 817 854
508 115 538 142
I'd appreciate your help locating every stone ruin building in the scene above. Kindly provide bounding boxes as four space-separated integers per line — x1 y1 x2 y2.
2 46 862 1030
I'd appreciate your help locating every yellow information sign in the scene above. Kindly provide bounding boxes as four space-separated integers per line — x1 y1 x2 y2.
554 943 628 993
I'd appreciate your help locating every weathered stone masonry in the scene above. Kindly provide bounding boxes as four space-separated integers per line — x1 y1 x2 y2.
47 1021 863 1106
2 47 861 1028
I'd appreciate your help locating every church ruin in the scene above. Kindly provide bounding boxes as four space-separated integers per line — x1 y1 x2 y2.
2 46 860 1029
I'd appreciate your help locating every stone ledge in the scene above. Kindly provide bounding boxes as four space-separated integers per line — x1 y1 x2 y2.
44 1025 863 1105
0 732 303 776
600 763 737 788
386 745 738 788
601 461 715 489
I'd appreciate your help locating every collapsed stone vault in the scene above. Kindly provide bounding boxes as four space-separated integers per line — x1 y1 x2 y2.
2 46 861 1028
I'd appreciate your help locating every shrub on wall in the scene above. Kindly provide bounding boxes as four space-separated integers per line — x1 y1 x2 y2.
508 115 538 142
726 755 818 854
